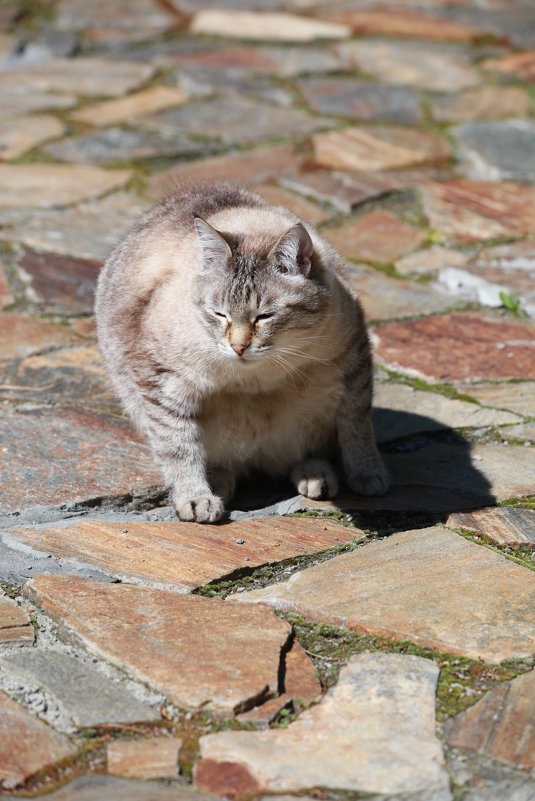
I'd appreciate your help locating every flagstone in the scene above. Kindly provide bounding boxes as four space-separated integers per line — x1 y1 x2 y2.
280 170 401 214
234 526 535 662
196 653 451 799
373 381 519 443
24 575 292 715
254 185 331 226
312 125 450 172
190 11 350 42
3 775 219 800
324 210 423 264
145 96 334 146
55 0 177 44
0 86 77 118
373 313 535 381
420 179 535 242
16 250 101 314
0 405 161 514
0 115 65 161
0 59 155 98
431 86 533 123
7 517 350 592
446 507 535 547
0 650 158 729
299 77 422 124
482 51 535 81
457 380 535 417
453 119 535 182
396 246 469 276
0 261 13 308
336 40 481 93
149 144 298 197
323 8 481 42
108 738 182 779
0 593 34 645
445 669 535 769
0 164 132 209
448 754 535 801
71 87 188 127
0 690 76 790
0 313 79 361
0 192 149 260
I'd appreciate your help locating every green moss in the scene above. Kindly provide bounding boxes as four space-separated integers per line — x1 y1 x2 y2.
500 495 535 511
380 367 479 404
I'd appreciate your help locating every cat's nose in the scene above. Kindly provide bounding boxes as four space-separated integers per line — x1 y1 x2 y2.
230 342 248 357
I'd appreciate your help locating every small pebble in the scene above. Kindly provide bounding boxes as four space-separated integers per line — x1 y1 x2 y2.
244 556 249 561
235 538 245 544
123 528 128 533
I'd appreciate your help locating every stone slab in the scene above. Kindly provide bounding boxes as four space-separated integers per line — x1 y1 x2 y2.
299 77 422 124
0 59 155 98
431 86 533 124
396 246 469 276
449 754 535 801
0 115 65 161
446 507 535 547
0 313 78 360
0 261 13 308
313 125 450 172
233 526 535 662
0 164 132 209
373 313 535 381
108 738 181 779
17 249 101 314
0 690 76 790
0 593 34 645
420 179 535 242
55 0 177 44
4 775 219 800
0 192 149 260
280 170 400 214
146 96 334 146
458 381 535 418
24 575 292 715
453 119 535 183
324 8 480 42
0 86 76 118
197 653 451 799
482 51 535 81
71 86 188 127
0 649 158 729
190 11 350 42
0 405 161 514
445 669 535 769
373 382 520 443
8 517 350 592
336 40 480 93
467 240 535 319
255 184 330 226
324 209 423 263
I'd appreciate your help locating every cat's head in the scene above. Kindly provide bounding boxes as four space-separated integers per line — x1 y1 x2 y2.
192 217 330 366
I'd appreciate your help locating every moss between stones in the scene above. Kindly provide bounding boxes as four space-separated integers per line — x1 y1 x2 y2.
500 495 535 511
451 526 535 573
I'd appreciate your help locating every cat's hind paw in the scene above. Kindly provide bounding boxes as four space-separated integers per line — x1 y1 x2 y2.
347 461 390 497
291 458 339 500
176 494 224 523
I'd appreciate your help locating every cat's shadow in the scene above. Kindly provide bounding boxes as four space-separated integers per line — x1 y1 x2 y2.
229 408 495 531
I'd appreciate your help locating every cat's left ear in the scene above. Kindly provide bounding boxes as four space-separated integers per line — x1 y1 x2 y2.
194 217 232 270
269 223 314 277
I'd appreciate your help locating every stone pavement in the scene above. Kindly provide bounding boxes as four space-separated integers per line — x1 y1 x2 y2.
1 0 535 798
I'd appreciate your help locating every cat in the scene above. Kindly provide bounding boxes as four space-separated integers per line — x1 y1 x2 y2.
95 182 390 523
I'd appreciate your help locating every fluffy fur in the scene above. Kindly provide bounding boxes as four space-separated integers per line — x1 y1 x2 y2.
95 182 389 522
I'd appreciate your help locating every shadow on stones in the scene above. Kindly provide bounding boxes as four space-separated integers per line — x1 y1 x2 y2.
230 408 496 535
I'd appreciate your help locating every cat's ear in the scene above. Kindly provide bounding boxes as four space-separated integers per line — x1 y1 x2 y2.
269 223 314 277
194 217 232 270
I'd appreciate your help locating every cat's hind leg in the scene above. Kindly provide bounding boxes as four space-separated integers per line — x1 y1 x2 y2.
291 458 339 500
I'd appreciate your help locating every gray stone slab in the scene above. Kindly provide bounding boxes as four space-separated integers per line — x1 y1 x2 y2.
453 119 535 183
0 650 158 730
4 774 219 800
299 77 423 124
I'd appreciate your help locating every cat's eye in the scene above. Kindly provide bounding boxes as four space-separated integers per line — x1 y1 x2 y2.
255 313 274 323
214 311 229 322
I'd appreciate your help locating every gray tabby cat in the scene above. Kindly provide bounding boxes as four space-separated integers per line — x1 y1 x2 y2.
95 183 389 523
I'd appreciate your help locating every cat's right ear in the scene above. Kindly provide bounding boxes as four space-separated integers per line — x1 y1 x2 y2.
194 217 232 270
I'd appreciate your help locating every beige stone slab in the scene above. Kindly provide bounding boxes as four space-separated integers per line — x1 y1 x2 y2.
24 575 292 715
0 59 155 98
446 507 535 547
190 11 351 42
482 51 535 81
432 86 533 124
0 115 65 161
0 690 76 789
0 164 132 209
0 313 79 360
108 738 182 779
233 527 535 662
71 86 188 128
0 593 34 645
445 669 535 769
255 184 330 226
9 517 350 592
324 209 423 263
456 381 535 418
313 125 450 172
197 653 450 798
324 8 480 42
396 246 469 276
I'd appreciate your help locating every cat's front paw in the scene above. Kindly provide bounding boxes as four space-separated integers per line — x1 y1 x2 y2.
291 459 339 500
347 461 390 497
175 494 224 523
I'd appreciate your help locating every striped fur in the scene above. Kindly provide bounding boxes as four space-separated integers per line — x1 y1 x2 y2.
95 182 389 522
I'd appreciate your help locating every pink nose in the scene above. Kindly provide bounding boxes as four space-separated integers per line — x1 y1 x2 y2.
231 343 247 356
